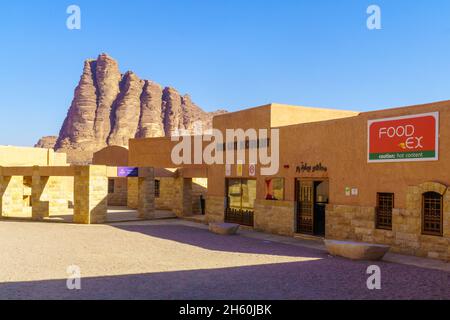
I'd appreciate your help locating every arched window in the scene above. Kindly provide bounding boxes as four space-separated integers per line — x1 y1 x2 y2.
422 192 443 236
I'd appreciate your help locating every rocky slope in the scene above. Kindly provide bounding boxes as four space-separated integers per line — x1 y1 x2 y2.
41 53 226 164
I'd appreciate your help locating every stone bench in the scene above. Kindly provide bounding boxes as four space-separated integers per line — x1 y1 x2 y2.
209 223 240 235
324 240 390 261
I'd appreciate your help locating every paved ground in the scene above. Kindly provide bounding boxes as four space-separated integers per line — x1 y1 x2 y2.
0 219 448 300
40 207 176 223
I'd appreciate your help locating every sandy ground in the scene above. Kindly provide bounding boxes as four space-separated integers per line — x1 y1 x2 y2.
0 219 448 300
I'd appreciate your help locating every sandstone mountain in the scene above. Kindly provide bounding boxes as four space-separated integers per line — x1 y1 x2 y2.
38 54 226 164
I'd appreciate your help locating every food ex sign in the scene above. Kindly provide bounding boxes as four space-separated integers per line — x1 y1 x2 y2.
368 112 439 163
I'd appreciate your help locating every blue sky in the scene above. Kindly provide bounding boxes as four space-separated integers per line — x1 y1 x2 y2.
1 0 450 146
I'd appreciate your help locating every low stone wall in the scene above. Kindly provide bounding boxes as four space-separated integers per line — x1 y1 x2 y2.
326 182 450 261
205 195 224 223
254 200 295 236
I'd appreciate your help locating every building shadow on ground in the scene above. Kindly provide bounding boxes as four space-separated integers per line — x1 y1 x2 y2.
113 223 325 259
1 258 448 300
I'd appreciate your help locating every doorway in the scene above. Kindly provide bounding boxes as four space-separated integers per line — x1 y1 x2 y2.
295 179 329 236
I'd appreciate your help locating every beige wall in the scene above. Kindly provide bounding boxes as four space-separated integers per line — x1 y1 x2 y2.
207 100 450 211
270 103 359 128
0 146 67 166
93 146 129 167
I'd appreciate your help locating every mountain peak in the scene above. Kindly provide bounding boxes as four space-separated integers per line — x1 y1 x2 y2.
44 54 226 164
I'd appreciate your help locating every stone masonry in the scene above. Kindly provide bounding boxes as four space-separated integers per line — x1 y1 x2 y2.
137 168 155 219
326 181 450 261
73 166 108 224
0 174 23 218
254 200 295 236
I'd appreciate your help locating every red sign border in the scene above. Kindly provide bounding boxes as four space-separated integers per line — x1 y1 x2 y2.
367 112 439 163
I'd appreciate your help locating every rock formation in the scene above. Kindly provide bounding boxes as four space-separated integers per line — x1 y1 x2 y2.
45 53 226 164
34 136 58 149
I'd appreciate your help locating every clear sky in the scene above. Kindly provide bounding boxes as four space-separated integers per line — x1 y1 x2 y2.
1 0 450 146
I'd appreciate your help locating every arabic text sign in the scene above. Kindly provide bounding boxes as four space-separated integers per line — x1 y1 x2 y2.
368 112 439 162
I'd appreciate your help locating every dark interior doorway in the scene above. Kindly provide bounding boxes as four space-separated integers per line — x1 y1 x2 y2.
296 179 329 236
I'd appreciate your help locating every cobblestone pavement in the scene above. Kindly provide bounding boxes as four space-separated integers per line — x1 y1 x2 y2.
0 220 448 300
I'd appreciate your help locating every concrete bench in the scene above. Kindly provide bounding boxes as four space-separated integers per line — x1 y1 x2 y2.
209 223 240 235
325 240 390 261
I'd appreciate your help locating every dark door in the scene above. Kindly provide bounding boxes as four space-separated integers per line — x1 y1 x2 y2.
296 180 314 234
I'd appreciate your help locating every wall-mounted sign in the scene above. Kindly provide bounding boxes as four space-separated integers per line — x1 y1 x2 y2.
351 188 359 196
368 112 439 163
296 162 328 173
225 164 231 177
236 162 243 177
345 187 351 197
249 163 256 177
117 167 139 177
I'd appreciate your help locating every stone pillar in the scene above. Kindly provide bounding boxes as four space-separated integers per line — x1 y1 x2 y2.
127 177 139 209
31 167 50 220
138 168 155 219
0 173 24 218
73 166 108 224
173 177 193 217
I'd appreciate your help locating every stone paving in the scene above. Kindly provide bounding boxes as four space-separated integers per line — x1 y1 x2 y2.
0 219 448 300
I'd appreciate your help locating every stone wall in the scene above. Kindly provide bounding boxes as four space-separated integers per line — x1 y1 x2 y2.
326 182 450 261
127 178 138 209
155 178 176 210
0 176 24 218
108 177 127 206
31 175 74 219
73 166 108 224
254 200 295 236
172 177 192 217
205 195 225 223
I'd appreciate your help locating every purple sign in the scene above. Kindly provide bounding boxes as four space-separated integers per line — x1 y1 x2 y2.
117 167 139 177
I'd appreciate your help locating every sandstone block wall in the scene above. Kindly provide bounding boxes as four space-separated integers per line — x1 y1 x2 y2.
155 178 176 210
127 178 139 209
108 178 127 206
254 200 295 236
0 176 24 218
138 168 155 219
73 166 108 224
205 195 225 223
326 182 450 261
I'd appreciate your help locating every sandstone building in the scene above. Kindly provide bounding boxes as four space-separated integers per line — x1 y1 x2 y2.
2 99 450 262
128 101 450 262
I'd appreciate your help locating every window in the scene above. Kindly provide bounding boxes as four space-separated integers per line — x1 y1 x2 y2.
376 193 394 230
265 178 284 200
155 180 160 198
108 179 115 194
422 192 443 236
226 179 256 227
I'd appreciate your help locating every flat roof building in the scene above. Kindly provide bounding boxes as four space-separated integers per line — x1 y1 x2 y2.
128 101 450 261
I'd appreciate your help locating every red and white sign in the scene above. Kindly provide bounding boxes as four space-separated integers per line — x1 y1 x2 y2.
249 163 256 177
368 112 439 163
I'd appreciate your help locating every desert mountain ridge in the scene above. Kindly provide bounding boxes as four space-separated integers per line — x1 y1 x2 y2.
36 53 227 164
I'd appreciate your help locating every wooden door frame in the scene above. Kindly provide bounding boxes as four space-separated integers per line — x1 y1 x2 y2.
295 178 329 235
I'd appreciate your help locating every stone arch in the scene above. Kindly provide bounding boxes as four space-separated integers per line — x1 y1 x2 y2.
417 182 447 196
